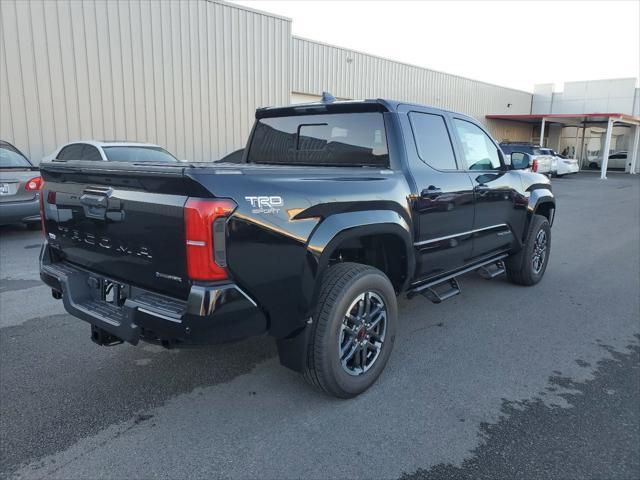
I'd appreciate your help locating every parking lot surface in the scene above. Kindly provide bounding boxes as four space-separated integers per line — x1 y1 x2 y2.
1 173 638 480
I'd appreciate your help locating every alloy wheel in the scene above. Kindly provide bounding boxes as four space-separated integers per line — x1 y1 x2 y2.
338 291 387 376
532 229 547 274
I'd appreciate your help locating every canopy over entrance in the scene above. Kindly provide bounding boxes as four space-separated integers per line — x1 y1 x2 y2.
486 113 640 178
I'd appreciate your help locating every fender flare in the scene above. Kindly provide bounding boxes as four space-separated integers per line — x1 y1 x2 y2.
525 188 555 240
303 210 415 313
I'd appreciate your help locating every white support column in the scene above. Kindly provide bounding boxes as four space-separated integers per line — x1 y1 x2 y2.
600 118 614 179
578 122 587 167
629 125 640 175
539 118 546 147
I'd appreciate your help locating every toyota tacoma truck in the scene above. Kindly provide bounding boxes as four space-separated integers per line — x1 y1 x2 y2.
39 99 555 398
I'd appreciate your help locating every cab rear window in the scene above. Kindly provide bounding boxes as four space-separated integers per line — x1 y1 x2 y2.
247 112 389 167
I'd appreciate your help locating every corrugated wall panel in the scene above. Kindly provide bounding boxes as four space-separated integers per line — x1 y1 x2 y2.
291 37 533 140
0 0 290 162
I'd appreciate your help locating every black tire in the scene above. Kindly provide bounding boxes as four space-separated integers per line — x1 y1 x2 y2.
506 214 551 286
589 162 598 169
303 262 397 398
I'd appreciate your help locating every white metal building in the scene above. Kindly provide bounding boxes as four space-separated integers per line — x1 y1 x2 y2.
1 0 291 163
1 0 638 174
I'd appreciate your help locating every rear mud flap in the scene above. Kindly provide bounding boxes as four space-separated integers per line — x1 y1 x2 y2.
276 322 312 373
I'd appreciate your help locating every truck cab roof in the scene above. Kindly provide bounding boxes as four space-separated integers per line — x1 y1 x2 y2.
257 98 474 122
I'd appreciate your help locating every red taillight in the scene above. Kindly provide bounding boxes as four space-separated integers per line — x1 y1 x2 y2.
184 198 236 281
25 176 43 191
532 159 538 172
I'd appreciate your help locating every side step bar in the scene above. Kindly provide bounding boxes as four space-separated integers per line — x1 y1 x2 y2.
420 278 461 304
477 260 506 279
407 254 508 303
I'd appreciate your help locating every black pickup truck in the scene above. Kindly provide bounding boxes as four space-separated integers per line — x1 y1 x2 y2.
39 99 555 398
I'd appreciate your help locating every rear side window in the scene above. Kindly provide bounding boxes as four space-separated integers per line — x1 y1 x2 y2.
82 145 103 161
57 143 84 160
409 112 457 170
247 112 389 167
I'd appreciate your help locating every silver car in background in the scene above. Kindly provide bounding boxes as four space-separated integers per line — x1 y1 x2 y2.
43 141 179 163
540 148 580 177
0 141 42 227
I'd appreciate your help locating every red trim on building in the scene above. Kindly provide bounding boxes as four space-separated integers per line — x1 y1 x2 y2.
486 113 640 122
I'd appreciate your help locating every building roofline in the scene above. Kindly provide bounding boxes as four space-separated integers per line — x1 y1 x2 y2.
293 35 533 96
534 77 639 92
214 1 292 22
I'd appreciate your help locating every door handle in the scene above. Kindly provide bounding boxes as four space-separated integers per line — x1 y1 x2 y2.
421 185 442 197
474 184 491 193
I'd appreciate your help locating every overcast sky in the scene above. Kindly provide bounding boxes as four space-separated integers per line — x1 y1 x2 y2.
232 0 640 93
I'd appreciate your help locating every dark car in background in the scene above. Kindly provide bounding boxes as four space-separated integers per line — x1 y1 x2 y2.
0 141 42 227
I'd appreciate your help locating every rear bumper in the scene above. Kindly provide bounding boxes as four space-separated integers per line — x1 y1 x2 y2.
0 196 40 224
559 163 580 175
40 247 267 346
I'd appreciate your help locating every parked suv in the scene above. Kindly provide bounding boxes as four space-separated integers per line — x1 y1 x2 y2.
499 142 554 175
40 99 555 398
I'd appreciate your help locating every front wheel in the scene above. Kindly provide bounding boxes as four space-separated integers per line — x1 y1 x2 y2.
506 214 551 286
303 262 397 398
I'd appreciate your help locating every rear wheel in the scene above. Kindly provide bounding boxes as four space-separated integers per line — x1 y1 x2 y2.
303 262 397 398
506 214 551 286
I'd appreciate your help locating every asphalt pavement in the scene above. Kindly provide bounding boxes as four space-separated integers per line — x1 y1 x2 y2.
1 172 638 480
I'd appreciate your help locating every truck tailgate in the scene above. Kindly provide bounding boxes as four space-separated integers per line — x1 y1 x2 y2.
40 161 208 299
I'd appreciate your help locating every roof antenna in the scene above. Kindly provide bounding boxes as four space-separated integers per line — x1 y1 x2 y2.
321 91 336 103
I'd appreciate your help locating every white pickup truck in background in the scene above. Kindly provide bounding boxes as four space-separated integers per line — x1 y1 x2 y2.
499 142 554 176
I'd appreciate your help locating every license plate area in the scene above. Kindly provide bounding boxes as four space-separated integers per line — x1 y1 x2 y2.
102 279 127 307
0 182 17 196
89 276 128 307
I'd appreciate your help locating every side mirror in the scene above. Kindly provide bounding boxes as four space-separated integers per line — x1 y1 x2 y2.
511 151 532 170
